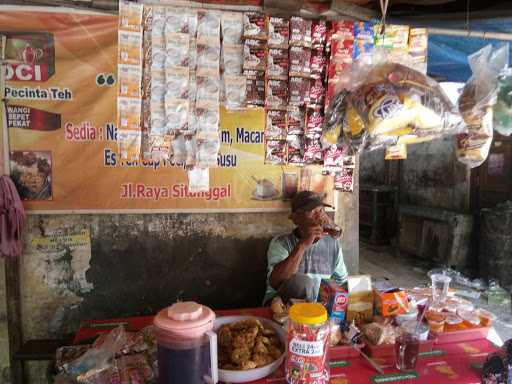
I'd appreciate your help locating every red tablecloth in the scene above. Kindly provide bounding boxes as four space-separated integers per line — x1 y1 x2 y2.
73 307 496 384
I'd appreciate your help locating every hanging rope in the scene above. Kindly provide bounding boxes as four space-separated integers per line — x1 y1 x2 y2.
379 0 389 35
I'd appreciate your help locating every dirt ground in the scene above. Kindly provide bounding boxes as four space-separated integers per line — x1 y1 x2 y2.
359 243 512 345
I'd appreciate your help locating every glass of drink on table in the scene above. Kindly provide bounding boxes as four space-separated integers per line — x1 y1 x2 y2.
430 274 451 305
395 323 420 371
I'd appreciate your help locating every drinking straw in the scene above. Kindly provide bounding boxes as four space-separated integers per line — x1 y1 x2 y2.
415 300 430 335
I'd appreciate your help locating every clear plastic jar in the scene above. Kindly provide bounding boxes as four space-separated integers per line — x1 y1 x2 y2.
286 303 330 384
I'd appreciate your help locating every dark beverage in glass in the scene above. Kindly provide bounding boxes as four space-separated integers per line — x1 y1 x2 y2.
394 332 420 370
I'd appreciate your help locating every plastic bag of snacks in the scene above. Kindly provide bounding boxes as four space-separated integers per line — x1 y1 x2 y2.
322 49 465 154
457 44 509 168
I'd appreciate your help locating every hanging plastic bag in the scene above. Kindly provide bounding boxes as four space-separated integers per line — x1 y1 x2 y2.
322 49 464 154
494 68 512 136
457 44 509 168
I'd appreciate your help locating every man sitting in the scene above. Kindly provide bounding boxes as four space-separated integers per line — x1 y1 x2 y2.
263 191 348 305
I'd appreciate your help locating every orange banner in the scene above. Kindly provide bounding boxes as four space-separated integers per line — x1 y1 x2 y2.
1 7 332 212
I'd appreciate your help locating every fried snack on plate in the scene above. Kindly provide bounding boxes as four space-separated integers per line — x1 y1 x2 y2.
217 318 284 371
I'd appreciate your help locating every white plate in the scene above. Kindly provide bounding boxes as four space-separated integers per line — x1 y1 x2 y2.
251 190 280 201
214 315 286 383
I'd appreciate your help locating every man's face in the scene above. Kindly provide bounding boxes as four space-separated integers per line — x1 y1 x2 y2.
294 206 325 228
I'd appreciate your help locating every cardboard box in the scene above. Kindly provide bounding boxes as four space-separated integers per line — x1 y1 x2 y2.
318 279 349 323
374 289 409 317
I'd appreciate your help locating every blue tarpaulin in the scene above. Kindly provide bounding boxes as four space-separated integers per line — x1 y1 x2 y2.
424 18 512 82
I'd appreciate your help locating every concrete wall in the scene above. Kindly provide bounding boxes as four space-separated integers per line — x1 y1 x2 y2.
360 149 387 186
359 138 471 212
2 207 359 382
400 138 471 212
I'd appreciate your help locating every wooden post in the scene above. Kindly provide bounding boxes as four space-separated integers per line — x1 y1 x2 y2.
335 155 360 274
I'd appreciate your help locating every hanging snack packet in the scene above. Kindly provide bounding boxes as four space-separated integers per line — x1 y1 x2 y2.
309 77 326 106
197 10 221 40
267 48 289 79
119 0 143 32
165 33 189 67
457 44 508 168
150 99 165 135
268 17 289 48
165 66 189 99
243 38 267 71
165 97 189 133
152 47 166 69
331 20 354 42
119 30 142 66
290 16 312 47
287 134 304 165
310 48 327 78
353 21 374 59
196 100 220 133
145 134 172 162
334 168 354 192
197 133 221 168
118 64 142 98
303 137 323 164
222 44 243 75
185 136 197 167
245 69 265 106
196 74 220 102
289 76 310 106
165 7 190 33
117 97 141 131
287 107 305 134
197 39 221 74
118 130 141 161
243 12 267 40
224 75 247 110
221 12 243 44
171 134 186 164
306 107 324 136
322 144 344 174
289 46 311 76
266 79 289 108
385 143 407 160
265 140 286 165
152 6 165 31
266 109 287 139
188 167 210 192
312 20 327 49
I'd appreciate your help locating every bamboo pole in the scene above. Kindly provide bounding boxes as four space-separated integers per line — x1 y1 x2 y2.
428 27 512 41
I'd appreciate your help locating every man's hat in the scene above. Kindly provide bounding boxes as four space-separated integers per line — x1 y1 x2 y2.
291 191 333 213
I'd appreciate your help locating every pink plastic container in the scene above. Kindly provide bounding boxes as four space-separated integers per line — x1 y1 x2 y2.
153 301 218 384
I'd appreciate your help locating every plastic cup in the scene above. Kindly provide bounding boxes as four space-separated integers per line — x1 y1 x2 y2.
457 309 480 328
431 274 451 305
478 309 496 327
444 314 463 332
